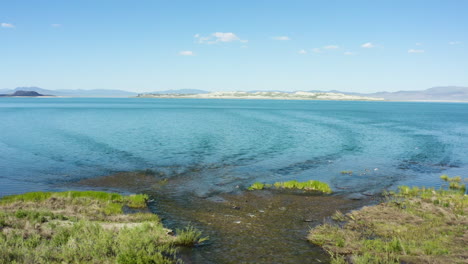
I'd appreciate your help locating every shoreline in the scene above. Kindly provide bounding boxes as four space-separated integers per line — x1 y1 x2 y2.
74 170 375 263
2 169 466 263
2 96 468 103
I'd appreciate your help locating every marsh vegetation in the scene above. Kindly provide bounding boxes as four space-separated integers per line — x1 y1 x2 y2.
0 191 206 264
308 179 468 264
248 180 332 194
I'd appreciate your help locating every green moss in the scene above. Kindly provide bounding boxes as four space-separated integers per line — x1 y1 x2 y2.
248 180 332 194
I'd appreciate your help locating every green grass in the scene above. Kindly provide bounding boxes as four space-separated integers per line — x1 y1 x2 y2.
248 180 332 194
308 185 468 263
247 182 265 190
0 191 149 208
0 191 206 264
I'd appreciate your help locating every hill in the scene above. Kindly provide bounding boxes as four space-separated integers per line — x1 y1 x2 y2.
308 86 468 101
0 90 47 97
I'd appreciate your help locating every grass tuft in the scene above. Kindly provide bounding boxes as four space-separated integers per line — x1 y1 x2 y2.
248 180 332 194
174 225 209 246
247 182 265 190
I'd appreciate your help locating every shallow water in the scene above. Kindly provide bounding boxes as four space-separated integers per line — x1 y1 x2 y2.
1 98 468 196
77 171 371 264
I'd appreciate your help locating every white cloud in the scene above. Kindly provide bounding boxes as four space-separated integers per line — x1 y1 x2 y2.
415 42 423 46
361 42 374 48
1 23 15 28
298 49 307 54
213 32 239 42
449 41 462 45
179 50 194 56
408 49 424 53
272 36 290 41
323 45 339 49
344 51 356 55
312 48 321 53
51 24 61 28
195 32 247 44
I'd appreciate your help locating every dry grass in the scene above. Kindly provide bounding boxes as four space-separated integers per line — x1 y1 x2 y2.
308 186 468 264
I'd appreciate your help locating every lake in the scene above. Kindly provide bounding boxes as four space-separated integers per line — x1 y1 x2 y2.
1 98 467 197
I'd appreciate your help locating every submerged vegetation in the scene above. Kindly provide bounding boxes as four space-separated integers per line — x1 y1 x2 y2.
248 180 332 194
0 191 207 264
440 174 466 191
308 179 468 264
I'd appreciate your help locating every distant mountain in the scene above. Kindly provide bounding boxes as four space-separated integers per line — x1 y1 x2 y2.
1 86 467 100
54 89 138 97
307 86 468 101
144 89 210 95
0 90 46 97
366 86 468 101
0 87 138 97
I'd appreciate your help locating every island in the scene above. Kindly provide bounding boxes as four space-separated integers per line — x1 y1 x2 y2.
0 90 49 97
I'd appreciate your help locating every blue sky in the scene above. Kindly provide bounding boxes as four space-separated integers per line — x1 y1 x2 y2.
1 0 467 93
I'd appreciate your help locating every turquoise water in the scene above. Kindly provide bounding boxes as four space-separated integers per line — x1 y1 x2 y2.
1 98 467 197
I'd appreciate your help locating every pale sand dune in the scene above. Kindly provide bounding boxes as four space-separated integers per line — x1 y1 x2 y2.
138 91 385 101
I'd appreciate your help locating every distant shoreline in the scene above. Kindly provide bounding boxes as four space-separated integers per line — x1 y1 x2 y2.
136 91 385 101
2 96 468 103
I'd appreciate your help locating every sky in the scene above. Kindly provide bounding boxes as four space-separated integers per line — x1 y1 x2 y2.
1 0 467 93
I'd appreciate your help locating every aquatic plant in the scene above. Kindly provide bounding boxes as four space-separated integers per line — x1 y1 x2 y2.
175 225 209 246
439 174 466 191
248 180 332 194
0 191 206 264
248 182 265 190
440 174 449 181
308 185 468 263
340 171 353 175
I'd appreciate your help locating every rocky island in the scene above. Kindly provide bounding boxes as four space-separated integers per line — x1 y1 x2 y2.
0 90 49 97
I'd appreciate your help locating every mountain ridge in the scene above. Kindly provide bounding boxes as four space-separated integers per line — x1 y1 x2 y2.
1 86 467 101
